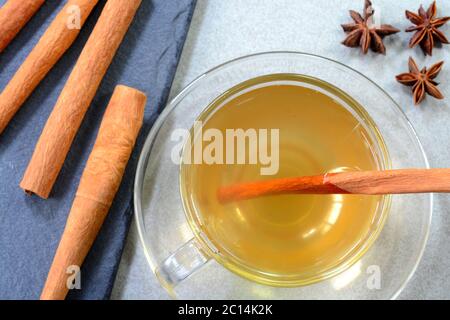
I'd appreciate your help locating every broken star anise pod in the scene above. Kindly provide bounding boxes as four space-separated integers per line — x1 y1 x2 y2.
341 0 400 54
405 1 450 56
396 57 444 105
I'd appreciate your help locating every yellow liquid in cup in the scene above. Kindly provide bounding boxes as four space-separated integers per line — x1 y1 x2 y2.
180 74 390 286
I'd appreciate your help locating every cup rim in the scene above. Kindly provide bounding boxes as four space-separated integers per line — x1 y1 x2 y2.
179 73 393 287
133 51 432 299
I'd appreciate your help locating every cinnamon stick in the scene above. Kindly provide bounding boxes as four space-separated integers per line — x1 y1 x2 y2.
0 0 100 134
40 85 147 300
20 0 142 199
218 169 450 203
0 0 45 53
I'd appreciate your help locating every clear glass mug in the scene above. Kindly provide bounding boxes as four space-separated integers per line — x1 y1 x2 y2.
134 52 431 299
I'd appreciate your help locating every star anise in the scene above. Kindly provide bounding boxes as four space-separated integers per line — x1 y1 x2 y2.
341 0 400 54
405 1 450 56
396 57 444 105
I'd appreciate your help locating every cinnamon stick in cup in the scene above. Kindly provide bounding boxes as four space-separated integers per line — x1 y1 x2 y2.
40 85 147 300
0 0 45 53
0 0 100 134
20 0 142 199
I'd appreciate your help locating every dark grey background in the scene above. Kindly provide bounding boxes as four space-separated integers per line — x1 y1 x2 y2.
0 0 196 299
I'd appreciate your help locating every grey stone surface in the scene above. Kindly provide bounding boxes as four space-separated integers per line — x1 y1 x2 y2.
111 0 450 299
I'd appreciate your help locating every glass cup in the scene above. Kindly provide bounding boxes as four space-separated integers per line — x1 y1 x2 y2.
134 52 432 299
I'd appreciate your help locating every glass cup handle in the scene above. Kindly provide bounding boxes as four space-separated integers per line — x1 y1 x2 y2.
156 238 211 288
